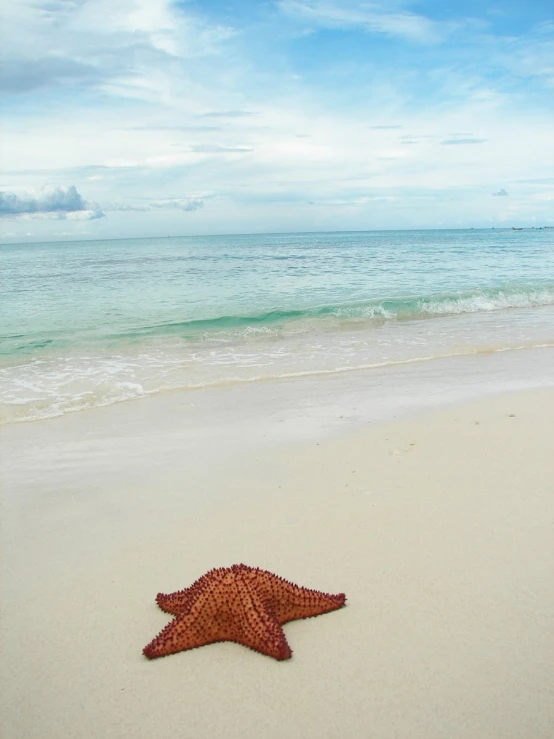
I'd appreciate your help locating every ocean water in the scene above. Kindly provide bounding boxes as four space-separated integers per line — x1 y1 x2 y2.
1 229 553 424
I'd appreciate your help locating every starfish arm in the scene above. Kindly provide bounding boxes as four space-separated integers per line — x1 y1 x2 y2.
156 588 196 616
256 570 346 624
156 568 234 615
143 611 224 659
228 582 292 661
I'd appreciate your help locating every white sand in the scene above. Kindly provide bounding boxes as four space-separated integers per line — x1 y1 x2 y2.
1 387 554 739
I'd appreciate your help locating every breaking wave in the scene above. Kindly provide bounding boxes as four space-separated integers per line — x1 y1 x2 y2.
110 283 554 340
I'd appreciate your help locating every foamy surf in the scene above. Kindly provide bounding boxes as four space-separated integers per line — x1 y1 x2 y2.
2 337 553 424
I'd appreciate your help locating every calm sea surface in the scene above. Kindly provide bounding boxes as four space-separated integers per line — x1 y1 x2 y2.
1 229 553 423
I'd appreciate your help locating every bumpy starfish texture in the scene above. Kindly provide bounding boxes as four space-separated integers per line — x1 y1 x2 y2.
143 563 346 661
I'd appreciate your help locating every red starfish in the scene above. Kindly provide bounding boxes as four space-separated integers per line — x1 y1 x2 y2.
143 564 346 661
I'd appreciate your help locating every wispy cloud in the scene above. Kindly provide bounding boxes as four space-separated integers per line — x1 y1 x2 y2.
399 134 427 145
104 198 205 213
277 0 447 44
102 202 149 212
516 177 554 185
0 0 234 98
197 110 257 118
127 125 222 132
493 188 508 196
0 57 110 94
149 198 204 212
441 137 487 145
189 145 253 153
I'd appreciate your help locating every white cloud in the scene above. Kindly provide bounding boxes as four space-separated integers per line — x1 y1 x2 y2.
102 202 149 212
493 20 554 87
441 137 487 145
0 0 234 96
189 144 252 153
149 198 204 212
197 111 257 118
277 0 447 44
0 186 105 219
104 198 205 212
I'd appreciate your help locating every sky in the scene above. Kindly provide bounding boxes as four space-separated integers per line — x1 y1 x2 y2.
1 0 553 241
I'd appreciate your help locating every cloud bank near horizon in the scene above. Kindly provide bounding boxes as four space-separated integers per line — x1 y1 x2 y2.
0 186 105 220
1 0 553 240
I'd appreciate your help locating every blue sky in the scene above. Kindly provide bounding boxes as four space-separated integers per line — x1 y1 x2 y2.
1 0 553 241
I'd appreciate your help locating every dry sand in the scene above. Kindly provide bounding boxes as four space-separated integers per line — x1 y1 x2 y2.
1 388 553 738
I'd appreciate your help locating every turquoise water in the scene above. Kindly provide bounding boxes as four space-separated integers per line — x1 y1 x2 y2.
1 229 553 423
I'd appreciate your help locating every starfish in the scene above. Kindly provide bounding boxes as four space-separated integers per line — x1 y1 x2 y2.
143 564 346 661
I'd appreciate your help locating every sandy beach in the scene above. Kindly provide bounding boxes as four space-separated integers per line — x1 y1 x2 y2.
1 377 554 739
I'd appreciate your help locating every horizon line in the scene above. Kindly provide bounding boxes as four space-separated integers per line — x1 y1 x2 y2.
2 225 551 246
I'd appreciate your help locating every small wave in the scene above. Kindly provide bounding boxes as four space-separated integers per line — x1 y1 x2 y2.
106 283 554 340
414 289 554 317
3 283 554 356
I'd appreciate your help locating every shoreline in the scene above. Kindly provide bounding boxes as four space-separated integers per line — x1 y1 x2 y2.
3 342 554 431
3 337 554 427
2 376 554 737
